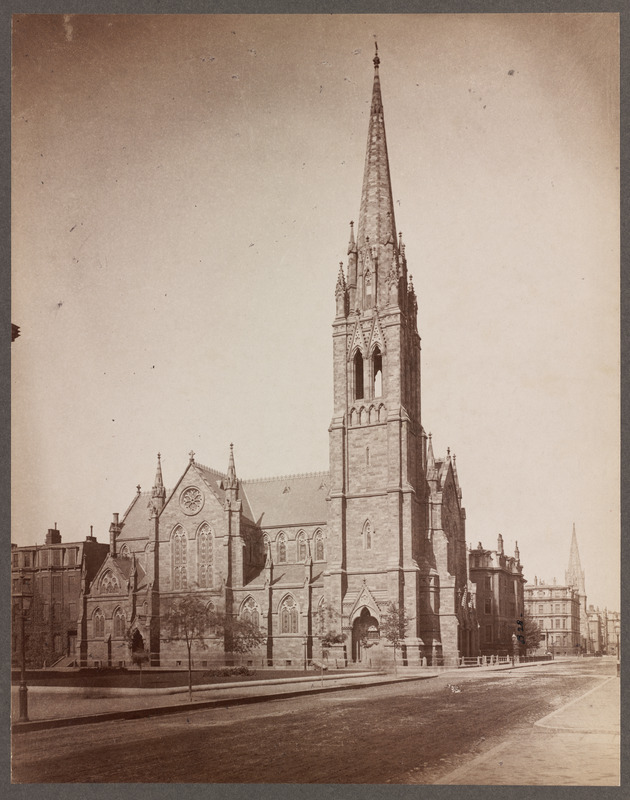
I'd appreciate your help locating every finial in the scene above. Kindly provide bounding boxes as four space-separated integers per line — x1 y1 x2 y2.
136 484 141 495
447 446 451 457
373 41 380 68
428 432 432 440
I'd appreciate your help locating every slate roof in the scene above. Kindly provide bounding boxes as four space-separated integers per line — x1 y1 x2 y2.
240 472 330 528
117 491 153 542
193 462 229 506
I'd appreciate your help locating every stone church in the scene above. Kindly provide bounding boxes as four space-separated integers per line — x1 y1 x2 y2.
78 49 478 669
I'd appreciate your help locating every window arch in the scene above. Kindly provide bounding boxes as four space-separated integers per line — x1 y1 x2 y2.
314 530 325 561
354 350 364 400
241 597 260 628
363 519 372 550
277 532 287 564
101 570 120 594
93 608 105 639
280 596 298 634
119 544 130 558
172 527 187 590
297 531 307 563
197 524 213 588
113 607 126 638
372 346 382 397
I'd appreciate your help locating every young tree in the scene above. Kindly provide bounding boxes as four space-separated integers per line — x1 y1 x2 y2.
516 610 544 655
125 628 150 684
162 596 210 701
316 602 346 655
380 602 410 674
209 610 265 662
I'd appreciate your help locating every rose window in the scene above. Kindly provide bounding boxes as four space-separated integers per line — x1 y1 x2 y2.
180 487 204 515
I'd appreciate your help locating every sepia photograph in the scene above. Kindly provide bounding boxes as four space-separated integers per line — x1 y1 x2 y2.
10 11 620 786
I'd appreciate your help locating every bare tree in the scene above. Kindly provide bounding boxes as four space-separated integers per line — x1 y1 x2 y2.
380 602 410 674
209 609 265 662
162 596 210 701
316 601 346 655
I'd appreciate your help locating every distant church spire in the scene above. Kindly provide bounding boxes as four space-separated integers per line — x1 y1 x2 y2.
565 523 586 594
356 42 398 253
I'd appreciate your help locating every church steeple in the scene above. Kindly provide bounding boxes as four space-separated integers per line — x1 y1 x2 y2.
565 523 586 594
357 43 398 255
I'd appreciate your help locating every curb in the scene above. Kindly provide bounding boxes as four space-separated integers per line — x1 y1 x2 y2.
12 673 437 734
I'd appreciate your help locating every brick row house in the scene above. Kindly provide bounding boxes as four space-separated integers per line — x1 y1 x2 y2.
468 535 525 656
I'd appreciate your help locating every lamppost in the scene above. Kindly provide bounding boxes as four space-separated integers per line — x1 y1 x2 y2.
18 594 32 722
615 625 620 676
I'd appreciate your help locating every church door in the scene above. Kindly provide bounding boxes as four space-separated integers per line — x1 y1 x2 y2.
352 607 380 663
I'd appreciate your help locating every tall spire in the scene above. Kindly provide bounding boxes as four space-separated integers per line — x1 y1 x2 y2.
565 523 586 594
357 43 398 253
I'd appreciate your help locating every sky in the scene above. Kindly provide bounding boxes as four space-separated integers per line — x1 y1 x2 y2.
11 13 620 609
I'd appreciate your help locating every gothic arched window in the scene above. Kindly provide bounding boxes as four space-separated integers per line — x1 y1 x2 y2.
119 544 130 558
372 346 383 397
113 607 126 638
277 533 287 564
314 530 324 561
198 524 213 588
93 609 105 639
172 527 187 590
297 531 307 562
241 597 260 628
363 520 372 550
354 350 364 400
280 596 298 634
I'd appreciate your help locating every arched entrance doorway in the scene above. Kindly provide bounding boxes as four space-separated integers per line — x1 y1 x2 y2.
131 629 145 655
352 607 380 662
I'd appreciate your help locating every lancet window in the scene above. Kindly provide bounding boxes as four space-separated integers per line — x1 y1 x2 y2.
172 527 187 590
280 596 298 634
93 609 105 639
198 524 213 588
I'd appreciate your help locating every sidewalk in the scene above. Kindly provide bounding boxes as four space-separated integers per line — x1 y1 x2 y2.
433 676 620 786
11 669 438 732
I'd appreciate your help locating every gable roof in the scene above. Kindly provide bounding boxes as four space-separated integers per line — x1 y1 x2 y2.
240 472 330 528
117 491 153 542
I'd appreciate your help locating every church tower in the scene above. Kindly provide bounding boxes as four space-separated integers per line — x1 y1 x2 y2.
327 46 429 663
565 523 589 649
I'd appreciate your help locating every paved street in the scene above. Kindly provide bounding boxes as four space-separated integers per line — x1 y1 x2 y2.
12 659 618 784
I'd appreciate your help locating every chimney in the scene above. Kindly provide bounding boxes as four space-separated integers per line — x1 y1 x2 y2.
497 533 504 555
45 524 61 545
109 513 120 557
85 524 97 543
